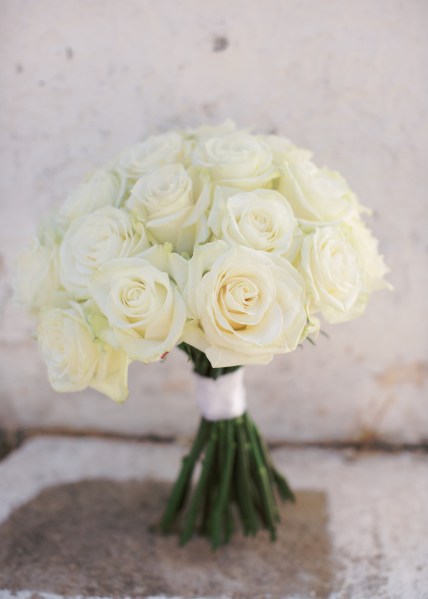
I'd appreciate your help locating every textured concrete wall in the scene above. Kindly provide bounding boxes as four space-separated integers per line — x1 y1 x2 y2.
0 0 427 443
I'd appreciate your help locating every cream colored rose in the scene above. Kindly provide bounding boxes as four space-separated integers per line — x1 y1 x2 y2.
116 132 186 181
258 134 297 165
14 231 67 315
346 219 391 294
89 249 187 363
127 164 210 254
182 241 309 367
300 221 390 323
57 169 126 229
278 152 359 225
208 187 300 258
37 303 129 402
59 206 149 299
193 132 277 190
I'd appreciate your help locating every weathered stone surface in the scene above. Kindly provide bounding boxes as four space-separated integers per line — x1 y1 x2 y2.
0 482 333 598
1 0 427 443
0 437 427 598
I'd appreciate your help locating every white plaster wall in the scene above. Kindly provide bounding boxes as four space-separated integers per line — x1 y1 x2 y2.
0 0 427 443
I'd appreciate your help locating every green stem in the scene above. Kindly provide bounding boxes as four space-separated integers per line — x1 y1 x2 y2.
273 468 296 503
253 421 295 503
210 420 235 548
160 411 295 547
244 413 277 540
160 418 210 532
251 417 280 523
180 426 218 545
235 417 259 536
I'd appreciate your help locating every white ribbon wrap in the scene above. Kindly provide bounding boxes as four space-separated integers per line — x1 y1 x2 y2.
194 368 246 421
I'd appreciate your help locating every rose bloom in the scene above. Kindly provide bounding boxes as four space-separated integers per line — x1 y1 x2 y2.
208 187 300 259
182 241 311 367
278 149 360 225
127 163 210 254
89 248 187 363
59 206 149 299
193 132 278 190
115 132 187 181
258 134 296 165
37 303 129 402
13 229 67 315
57 168 126 230
300 220 390 323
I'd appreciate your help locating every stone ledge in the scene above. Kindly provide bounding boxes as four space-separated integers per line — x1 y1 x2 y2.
0 437 427 599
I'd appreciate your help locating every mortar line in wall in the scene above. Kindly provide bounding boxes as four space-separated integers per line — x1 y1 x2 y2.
1 427 427 461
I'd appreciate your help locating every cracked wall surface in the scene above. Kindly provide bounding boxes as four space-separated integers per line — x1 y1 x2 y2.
0 0 427 443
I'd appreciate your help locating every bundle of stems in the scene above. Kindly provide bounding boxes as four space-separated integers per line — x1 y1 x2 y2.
160 344 295 549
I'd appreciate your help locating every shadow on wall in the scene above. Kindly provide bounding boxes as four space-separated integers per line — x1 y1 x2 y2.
0 479 334 598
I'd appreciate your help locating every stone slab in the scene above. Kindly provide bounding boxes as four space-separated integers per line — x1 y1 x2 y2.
1 0 428 443
0 436 427 598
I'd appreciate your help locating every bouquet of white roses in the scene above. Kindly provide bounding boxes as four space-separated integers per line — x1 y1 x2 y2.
15 122 390 547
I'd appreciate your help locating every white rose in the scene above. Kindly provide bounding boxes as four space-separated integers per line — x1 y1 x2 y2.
37 303 129 402
89 249 187 363
116 132 186 181
14 231 67 315
193 132 277 190
59 206 149 299
127 164 210 254
300 222 390 324
57 169 126 230
278 152 359 225
346 219 391 294
258 134 298 165
182 241 309 367
208 187 300 258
